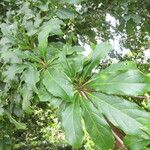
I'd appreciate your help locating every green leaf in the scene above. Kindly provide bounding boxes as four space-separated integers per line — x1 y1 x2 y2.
0 106 4 116
1 50 21 64
63 0 83 4
38 84 62 108
124 135 150 150
21 65 40 90
0 137 12 150
88 69 150 96
5 111 26 129
50 97 62 108
89 93 150 136
0 23 16 43
21 2 34 19
61 95 84 148
38 84 52 102
83 42 113 78
38 18 64 57
59 52 84 78
21 85 33 113
99 61 138 73
3 64 27 82
56 8 75 19
34 13 43 28
82 98 115 149
15 50 41 62
42 69 74 101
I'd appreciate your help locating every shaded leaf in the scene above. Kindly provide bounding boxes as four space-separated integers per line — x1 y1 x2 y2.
21 85 32 113
5 111 26 129
38 18 64 57
38 84 62 108
0 106 4 116
0 137 12 150
42 69 74 101
124 135 150 150
61 95 84 148
21 65 40 90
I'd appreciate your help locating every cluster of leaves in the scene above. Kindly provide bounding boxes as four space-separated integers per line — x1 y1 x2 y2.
0 0 150 150
12 104 71 150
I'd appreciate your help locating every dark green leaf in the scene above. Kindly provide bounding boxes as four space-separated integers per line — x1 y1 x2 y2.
124 135 150 150
82 98 115 149
61 95 84 148
38 18 64 57
42 69 74 101
0 137 12 150
0 106 4 116
5 111 26 129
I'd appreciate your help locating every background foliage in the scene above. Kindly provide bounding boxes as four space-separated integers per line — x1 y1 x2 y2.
0 0 150 150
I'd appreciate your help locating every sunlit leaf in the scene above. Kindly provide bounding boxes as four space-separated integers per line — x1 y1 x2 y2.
83 42 113 78
89 93 150 136
88 69 150 96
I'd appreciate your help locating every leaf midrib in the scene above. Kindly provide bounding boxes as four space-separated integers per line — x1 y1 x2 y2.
83 101 109 147
89 93 146 133
46 70 70 98
90 83 150 85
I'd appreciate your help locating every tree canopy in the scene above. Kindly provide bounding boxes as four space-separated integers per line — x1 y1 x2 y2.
0 0 150 149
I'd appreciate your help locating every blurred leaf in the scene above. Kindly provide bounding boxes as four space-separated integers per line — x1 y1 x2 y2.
5 111 26 130
124 135 150 150
56 8 75 19
3 64 27 82
21 85 32 113
21 65 40 90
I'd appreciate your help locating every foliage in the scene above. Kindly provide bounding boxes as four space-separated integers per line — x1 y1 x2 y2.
12 104 71 150
0 0 150 150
